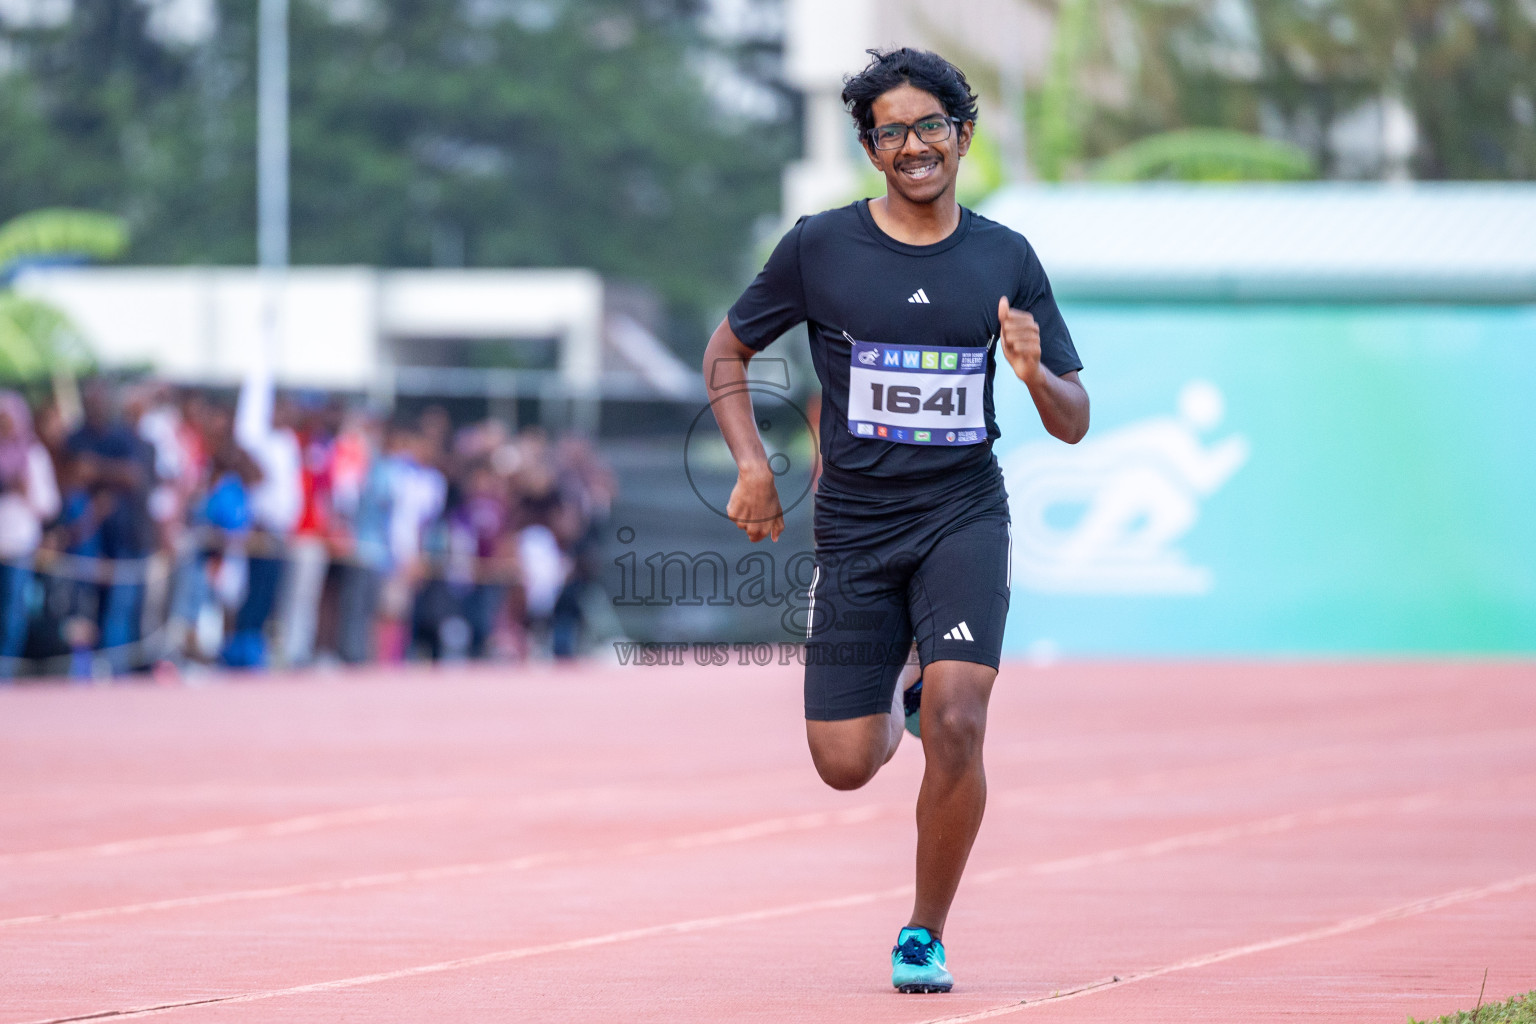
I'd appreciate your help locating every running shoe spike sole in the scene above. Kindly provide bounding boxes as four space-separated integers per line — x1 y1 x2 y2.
892 926 952 993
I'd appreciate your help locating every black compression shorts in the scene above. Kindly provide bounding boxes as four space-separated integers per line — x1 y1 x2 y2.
803 460 1012 721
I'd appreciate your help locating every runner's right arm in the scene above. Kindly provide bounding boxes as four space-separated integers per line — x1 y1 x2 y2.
703 318 784 543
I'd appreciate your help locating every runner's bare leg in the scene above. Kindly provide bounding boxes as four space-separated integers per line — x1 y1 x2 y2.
907 659 996 939
806 650 922 789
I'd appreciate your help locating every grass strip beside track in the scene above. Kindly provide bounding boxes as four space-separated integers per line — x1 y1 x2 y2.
1410 991 1535 1024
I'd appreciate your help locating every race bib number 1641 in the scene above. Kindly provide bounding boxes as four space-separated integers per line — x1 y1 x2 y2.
845 336 988 446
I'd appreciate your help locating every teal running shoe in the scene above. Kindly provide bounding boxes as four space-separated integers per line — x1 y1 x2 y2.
902 676 924 738
891 926 953 993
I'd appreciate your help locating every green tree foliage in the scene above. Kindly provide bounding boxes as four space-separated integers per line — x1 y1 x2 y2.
1386 1 1536 178
0 294 95 383
1030 0 1097 182
1097 0 1536 180
0 208 128 274
1091 128 1314 181
0 0 793 337
0 208 119 383
993 0 1532 181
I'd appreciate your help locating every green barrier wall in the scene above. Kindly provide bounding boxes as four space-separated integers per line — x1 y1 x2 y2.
994 304 1536 655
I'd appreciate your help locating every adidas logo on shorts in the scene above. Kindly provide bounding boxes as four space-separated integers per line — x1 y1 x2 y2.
942 621 974 642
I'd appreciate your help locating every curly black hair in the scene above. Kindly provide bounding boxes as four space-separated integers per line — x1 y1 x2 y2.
840 48 979 141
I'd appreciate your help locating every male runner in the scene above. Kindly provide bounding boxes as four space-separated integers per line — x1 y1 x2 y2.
702 48 1089 992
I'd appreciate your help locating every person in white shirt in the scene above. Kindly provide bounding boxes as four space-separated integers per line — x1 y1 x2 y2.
0 391 60 676
375 425 445 662
222 365 302 668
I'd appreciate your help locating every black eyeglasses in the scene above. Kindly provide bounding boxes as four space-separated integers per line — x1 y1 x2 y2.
867 116 960 151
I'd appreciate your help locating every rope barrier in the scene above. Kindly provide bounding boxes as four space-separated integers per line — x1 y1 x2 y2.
0 527 589 677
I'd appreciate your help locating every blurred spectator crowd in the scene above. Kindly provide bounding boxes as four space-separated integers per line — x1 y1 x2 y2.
0 374 615 680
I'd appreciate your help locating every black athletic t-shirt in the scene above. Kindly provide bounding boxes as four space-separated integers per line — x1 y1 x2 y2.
728 201 1081 481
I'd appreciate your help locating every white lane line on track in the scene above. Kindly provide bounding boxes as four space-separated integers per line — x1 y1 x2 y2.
0 805 886 929
0 747 1380 929
0 731 1487 872
0 786 650 866
11 883 918 1024
914 870 1536 1024
991 742 1355 810
977 790 1448 883
0 762 849 865
0 765 814 817
0 801 471 866
6 787 1456 1024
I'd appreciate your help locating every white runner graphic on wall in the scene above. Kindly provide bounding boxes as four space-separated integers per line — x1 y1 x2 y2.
1000 381 1249 594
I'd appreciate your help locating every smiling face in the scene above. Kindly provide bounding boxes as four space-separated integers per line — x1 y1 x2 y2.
862 83 972 208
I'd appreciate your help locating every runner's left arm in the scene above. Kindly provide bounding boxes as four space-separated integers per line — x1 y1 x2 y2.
998 296 1090 444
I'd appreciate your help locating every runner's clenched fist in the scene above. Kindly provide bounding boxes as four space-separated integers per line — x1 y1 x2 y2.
726 465 784 543
998 296 1043 386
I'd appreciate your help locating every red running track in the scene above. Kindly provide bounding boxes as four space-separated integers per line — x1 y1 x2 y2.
1 660 1533 1023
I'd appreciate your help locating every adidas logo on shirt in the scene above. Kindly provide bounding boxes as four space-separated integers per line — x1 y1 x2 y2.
907 288 931 304
942 621 974 642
